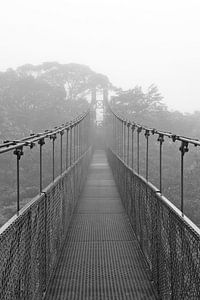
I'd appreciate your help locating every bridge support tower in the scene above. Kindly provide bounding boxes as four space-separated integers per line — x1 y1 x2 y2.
91 87 108 149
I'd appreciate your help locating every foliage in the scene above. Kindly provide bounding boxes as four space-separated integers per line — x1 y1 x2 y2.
0 75 67 136
1 63 200 232
110 84 167 122
0 62 110 227
17 62 111 102
111 84 200 227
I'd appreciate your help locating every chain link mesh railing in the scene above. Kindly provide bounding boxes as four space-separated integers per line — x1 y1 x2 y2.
0 110 93 300
106 105 200 299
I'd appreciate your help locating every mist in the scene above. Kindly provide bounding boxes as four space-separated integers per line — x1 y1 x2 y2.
1 2 200 299
0 0 200 112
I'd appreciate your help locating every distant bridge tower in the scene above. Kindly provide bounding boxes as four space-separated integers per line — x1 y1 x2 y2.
91 87 108 127
91 87 108 148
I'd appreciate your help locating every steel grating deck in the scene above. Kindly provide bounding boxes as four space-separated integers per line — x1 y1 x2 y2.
44 150 158 299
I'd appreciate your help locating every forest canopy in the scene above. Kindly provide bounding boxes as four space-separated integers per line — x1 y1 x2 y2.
0 62 110 139
1 62 200 229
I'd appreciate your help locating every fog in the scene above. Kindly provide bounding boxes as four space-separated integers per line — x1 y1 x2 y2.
0 0 200 112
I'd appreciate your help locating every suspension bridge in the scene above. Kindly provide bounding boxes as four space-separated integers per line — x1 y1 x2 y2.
0 89 200 299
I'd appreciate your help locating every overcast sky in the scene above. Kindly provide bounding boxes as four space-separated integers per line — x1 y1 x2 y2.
0 0 200 113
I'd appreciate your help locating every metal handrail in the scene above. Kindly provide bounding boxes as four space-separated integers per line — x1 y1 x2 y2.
0 110 89 154
106 103 198 214
109 104 200 146
0 107 92 215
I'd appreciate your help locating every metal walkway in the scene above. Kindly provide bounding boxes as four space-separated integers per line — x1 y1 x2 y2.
44 150 158 299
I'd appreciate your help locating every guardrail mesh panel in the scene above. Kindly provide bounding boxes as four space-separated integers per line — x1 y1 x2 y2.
0 195 46 299
0 149 91 300
107 148 200 299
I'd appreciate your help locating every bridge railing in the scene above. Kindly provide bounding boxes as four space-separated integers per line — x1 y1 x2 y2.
0 110 91 214
106 105 200 299
0 110 93 299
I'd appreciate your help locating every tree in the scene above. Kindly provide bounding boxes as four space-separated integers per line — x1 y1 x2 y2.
0 62 111 138
17 62 111 102
110 84 166 122
0 75 67 136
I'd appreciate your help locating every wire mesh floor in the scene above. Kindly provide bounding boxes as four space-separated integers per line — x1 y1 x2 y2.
44 150 158 300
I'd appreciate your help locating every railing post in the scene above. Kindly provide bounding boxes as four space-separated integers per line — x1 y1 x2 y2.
179 141 189 214
50 134 57 181
137 127 142 174
77 122 79 159
145 129 150 181
79 121 82 156
131 124 135 170
70 123 73 166
79 122 82 155
121 120 124 159
87 114 90 150
127 122 130 166
157 134 164 194
117 118 120 156
113 115 116 153
112 113 114 151
116 116 118 154
73 125 76 163
13 147 24 213
60 130 64 175
66 127 69 169
85 116 88 151
38 138 45 193
82 118 85 153
123 120 126 162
